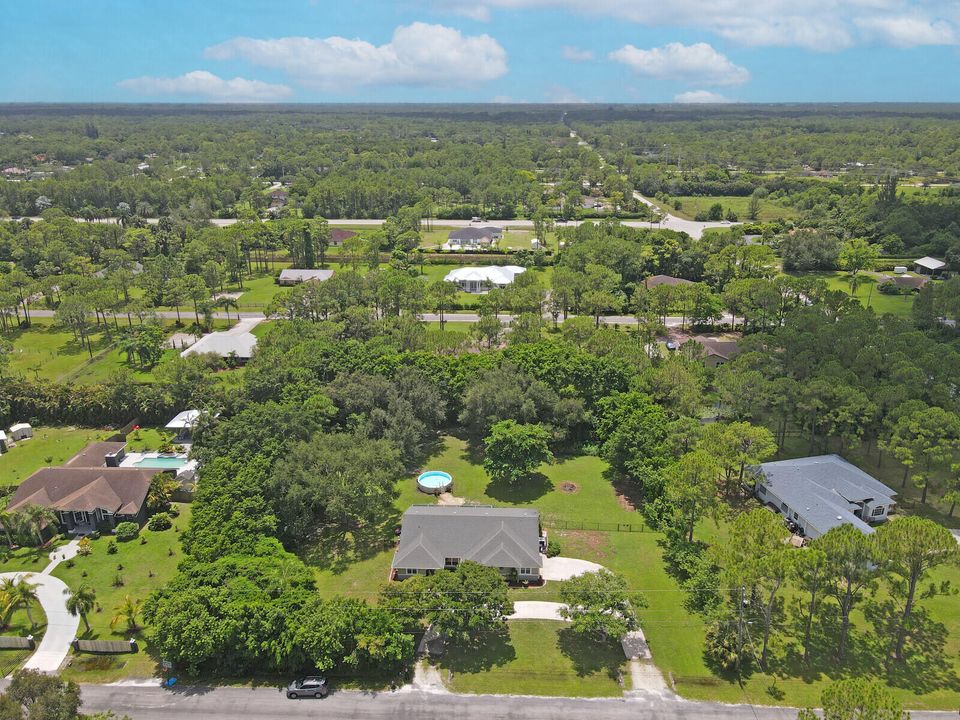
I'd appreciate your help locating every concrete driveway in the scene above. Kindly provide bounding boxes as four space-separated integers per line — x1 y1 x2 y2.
541 556 605 581
0 571 79 673
510 601 568 621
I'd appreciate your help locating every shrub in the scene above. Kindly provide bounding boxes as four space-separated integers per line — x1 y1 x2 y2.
546 538 561 558
106 540 117 554
77 537 92 556
147 513 172 531
114 522 139 542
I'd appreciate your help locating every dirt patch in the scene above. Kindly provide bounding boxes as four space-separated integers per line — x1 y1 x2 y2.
560 482 579 494
612 481 638 512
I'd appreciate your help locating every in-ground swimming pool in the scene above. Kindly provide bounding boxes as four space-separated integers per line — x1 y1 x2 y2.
417 470 453 494
133 456 189 469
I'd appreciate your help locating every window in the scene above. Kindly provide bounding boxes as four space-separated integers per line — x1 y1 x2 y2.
519 567 534 575
779 503 788 513
444 557 460 568
871 506 885 517
757 485 766 496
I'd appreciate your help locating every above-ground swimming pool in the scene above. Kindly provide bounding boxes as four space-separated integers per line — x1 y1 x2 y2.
417 470 453 495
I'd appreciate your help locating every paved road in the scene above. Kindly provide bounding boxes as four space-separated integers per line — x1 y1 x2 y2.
2 214 730 238
73 683 959 720
27 308 729 329
0 570 79 673
632 193 740 239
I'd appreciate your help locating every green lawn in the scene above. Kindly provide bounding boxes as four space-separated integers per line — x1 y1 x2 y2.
0 541 67 572
54 503 191 683
659 195 798 222
3 318 116 383
0 601 48 678
0 427 110 486
124 427 176 452
438 621 626 697
787 271 915 317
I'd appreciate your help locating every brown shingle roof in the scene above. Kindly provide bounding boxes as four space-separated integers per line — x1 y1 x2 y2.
330 229 357 244
644 275 694 288
7 467 157 516
692 336 742 361
65 442 127 468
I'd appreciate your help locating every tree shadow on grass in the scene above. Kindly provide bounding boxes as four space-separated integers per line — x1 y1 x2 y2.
557 628 624 681
438 628 516 674
298 508 402 574
485 472 553 504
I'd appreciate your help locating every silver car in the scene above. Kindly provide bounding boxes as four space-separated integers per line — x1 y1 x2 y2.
286 676 329 699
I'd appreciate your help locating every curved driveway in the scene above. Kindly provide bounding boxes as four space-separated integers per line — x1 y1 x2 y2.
0 571 79 674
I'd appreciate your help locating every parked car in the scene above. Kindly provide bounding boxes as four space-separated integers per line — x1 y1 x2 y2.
286 677 329 699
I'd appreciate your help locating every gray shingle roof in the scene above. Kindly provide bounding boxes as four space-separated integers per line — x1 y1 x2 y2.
757 455 896 536
393 505 542 571
279 269 334 283
181 332 257 359
449 227 502 241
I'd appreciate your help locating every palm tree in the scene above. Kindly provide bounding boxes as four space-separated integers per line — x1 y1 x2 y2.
0 578 18 629
23 505 58 546
64 584 96 633
217 296 239 326
12 578 39 629
0 511 19 548
110 595 143 633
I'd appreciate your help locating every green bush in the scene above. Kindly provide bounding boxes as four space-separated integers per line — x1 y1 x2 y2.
546 538 561 558
114 522 140 542
148 513 172 531
106 540 117 554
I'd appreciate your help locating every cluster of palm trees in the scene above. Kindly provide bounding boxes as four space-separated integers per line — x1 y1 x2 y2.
0 506 59 548
63 585 141 635
0 577 40 631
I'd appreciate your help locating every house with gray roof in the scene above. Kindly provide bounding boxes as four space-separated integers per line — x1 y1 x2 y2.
752 455 896 539
180 331 257 361
392 505 544 582
278 268 334 286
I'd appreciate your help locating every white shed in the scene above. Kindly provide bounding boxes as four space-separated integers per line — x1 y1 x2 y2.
8 423 32 441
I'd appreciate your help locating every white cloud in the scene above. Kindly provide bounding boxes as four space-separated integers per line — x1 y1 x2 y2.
562 45 594 61
117 70 293 102
855 15 956 47
442 0 956 51
609 42 750 86
205 23 508 91
674 89 735 103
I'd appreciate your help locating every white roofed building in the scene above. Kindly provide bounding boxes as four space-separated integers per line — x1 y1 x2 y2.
278 269 334 286
914 256 946 275
444 266 526 293
181 332 257 362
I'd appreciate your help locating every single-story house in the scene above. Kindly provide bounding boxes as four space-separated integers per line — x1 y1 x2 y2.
9 424 32 442
444 266 525 293
445 227 503 250
165 410 203 443
392 505 544 582
752 455 896 539
914 256 946 276
690 336 742 368
644 275 694 289
278 268 334 286
6 466 160 533
181 332 257 361
329 229 357 246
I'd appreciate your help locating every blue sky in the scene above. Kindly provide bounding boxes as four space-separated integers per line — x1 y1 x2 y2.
2 0 960 103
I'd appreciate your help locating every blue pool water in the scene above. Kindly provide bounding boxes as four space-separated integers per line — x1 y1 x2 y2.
418 470 452 489
134 457 188 469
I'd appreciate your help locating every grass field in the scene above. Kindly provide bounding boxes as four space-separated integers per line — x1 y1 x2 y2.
0 427 109 485
3 319 115 383
439 620 627 697
662 196 799 222
788 271 915 317
54 503 191 683
0 601 48 678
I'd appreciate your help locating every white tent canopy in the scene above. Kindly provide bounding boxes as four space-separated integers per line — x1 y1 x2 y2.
914 256 946 271
165 410 202 431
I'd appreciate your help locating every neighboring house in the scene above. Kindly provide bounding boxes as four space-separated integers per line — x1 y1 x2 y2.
278 268 335 286
93 261 143 280
445 227 503 250
181 332 258 361
6 466 159 533
752 455 897 539
690 336 742 368
643 274 694 289
165 410 203 443
270 189 289 205
329 229 357 246
444 266 525 293
914 256 946 276
392 505 544 582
